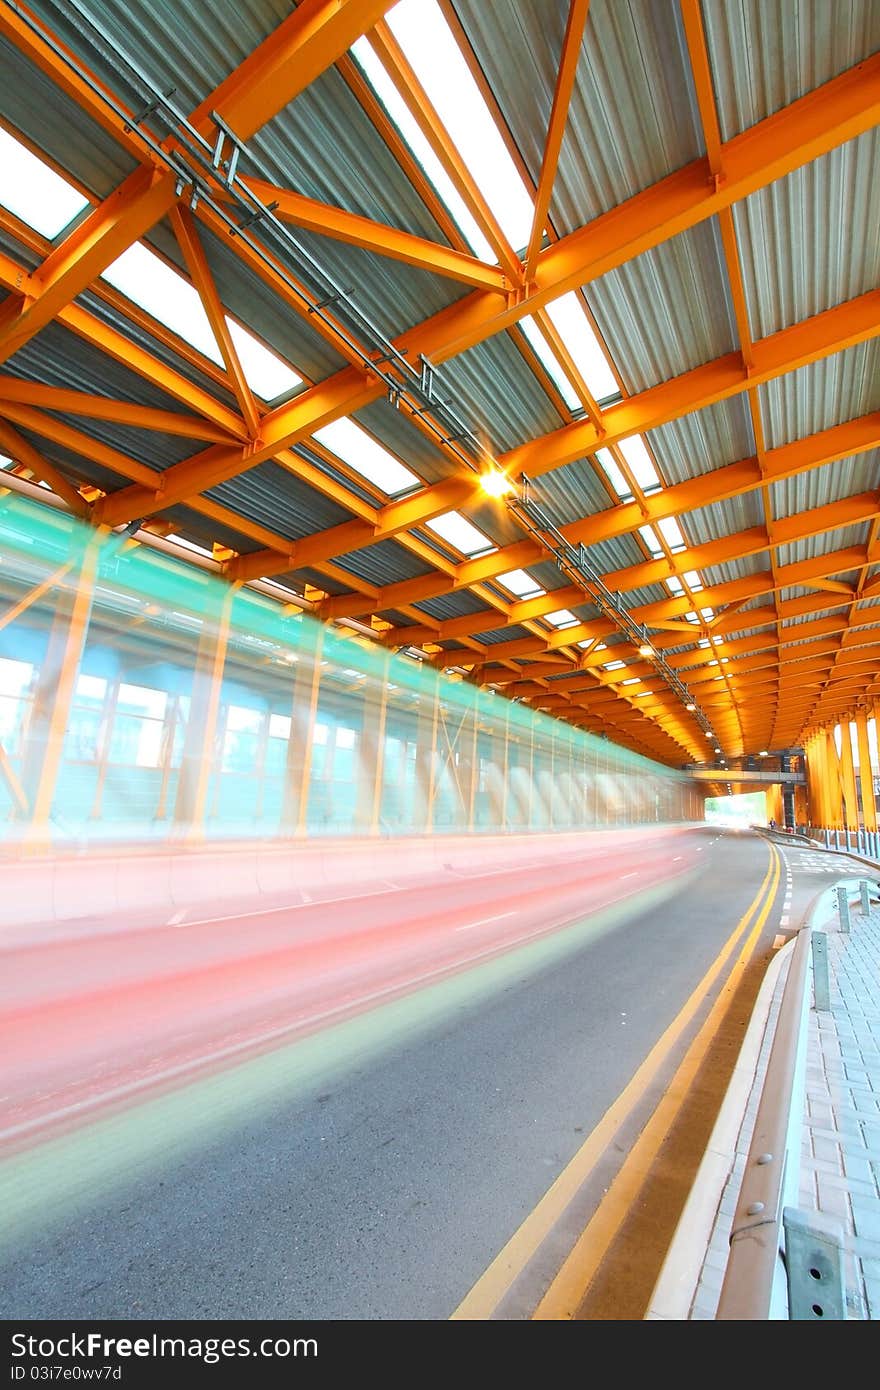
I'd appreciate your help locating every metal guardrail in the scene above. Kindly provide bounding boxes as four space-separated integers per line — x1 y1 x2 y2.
716 874 879 1318
715 920 812 1319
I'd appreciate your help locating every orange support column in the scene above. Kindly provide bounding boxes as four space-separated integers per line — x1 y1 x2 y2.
354 650 390 835
173 586 236 839
855 711 877 833
20 530 100 845
838 720 860 832
281 618 324 835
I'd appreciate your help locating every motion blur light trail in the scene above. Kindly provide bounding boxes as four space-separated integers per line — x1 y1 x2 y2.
0 842 699 1249
2 829 697 1143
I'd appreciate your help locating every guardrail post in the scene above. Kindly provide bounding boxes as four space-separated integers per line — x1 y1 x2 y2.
782 1208 846 1320
812 932 830 1012
860 880 872 916
836 886 850 934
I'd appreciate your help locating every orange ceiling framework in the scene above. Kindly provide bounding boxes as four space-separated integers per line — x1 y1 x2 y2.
0 0 878 770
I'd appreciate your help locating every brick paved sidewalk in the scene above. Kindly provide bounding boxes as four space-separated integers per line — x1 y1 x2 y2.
798 898 880 1318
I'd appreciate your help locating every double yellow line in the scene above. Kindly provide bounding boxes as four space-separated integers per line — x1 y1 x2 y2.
452 841 781 1321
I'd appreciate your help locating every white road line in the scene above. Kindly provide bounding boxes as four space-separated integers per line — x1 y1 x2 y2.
780 915 790 927
620 871 638 879
455 912 516 932
167 909 187 926
772 934 786 950
672 856 683 862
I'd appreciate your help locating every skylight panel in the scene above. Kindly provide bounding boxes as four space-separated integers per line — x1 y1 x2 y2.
682 570 704 592
0 128 88 237
498 568 545 599
638 525 663 558
596 448 633 500
634 689 653 697
101 243 301 402
666 575 684 594
604 659 626 670
545 609 578 628
351 37 493 261
544 293 618 401
384 0 533 252
313 418 420 496
520 318 580 411
425 511 495 556
620 677 640 686
619 436 661 491
657 515 687 552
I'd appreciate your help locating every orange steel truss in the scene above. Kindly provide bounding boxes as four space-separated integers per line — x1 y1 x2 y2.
0 0 878 773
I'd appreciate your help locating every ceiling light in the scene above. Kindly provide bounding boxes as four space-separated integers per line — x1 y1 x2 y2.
638 644 653 658
705 731 714 738
480 469 514 498
685 702 696 711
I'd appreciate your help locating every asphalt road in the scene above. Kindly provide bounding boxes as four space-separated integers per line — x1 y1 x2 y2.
0 825 834 1320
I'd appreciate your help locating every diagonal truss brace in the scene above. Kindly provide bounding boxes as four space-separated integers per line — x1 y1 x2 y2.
508 477 722 750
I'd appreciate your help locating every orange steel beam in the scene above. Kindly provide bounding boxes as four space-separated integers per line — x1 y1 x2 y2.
188 0 398 141
0 378 239 445
337 51 472 257
0 166 179 364
12 50 870 528
4 20 877 464
0 418 91 517
223 399 880 590
0 241 248 439
240 178 508 293
428 545 873 669
524 0 591 280
373 493 880 647
0 2 151 164
169 206 261 438
367 22 523 280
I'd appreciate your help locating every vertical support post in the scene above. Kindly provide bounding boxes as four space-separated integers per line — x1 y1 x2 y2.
812 932 830 1012
501 703 510 831
90 674 120 820
836 886 850 934
413 665 439 833
155 694 180 821
173 584 236 839
354 650 390 835
855 711 877 835
281 618 324 835
860 880 871 916
839 721 860 833
461 683 479 833
20 530 100 843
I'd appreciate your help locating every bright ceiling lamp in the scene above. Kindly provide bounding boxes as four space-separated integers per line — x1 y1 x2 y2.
619 436 661 492
544 292 618 401
480 468 514 498
498 569 544 599
385 0 533 252
425 511 495 556
0 128 88 237
351 36 493 261
520 318 581 411
638 644 654 658
102 243 301 402
545 609 579 628
313 417 420 496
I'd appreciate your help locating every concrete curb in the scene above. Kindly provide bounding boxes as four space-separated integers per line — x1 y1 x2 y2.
645 937 795 1320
